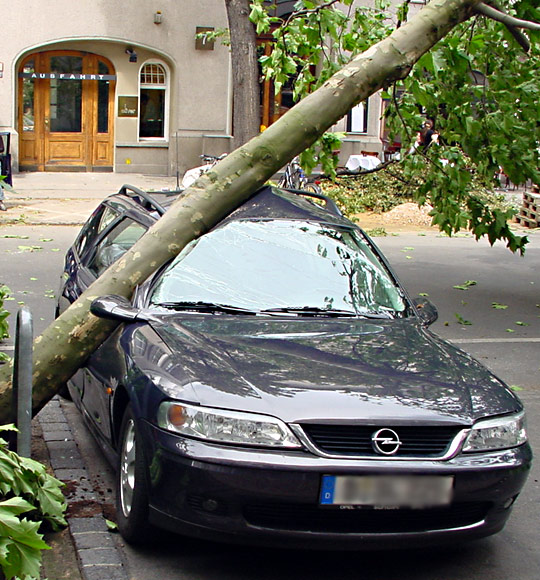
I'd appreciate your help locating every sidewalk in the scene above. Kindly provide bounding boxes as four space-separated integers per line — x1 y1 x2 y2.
1 171 180 579
1 171 178 225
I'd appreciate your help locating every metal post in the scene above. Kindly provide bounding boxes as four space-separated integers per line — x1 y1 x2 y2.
12 306 33 457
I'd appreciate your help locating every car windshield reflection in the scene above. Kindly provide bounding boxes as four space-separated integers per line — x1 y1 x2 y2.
150 219 407 317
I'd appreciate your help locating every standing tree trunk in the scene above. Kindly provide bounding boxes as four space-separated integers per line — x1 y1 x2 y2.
0 0 491 422
225 0 261 147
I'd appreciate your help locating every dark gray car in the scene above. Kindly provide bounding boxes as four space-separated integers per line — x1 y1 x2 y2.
58 185 531 549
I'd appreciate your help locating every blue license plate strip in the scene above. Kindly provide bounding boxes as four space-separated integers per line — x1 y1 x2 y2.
319 474 453 507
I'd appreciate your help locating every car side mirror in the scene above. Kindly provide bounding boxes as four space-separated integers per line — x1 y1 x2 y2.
90 295 143 322
412 296 438 326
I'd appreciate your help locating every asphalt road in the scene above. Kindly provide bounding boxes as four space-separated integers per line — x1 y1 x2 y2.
1 224 539 579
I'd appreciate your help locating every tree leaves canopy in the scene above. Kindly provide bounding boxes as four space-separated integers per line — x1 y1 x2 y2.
252 0 540 252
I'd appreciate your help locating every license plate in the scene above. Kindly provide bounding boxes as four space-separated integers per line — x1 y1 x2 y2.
320 475 453 508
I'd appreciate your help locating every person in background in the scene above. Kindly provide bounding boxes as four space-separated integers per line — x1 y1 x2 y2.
415 118 439 150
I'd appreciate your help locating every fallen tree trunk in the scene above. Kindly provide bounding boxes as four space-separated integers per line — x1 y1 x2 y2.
0 0 483 422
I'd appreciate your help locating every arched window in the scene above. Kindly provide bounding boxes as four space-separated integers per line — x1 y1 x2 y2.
139 62 168 139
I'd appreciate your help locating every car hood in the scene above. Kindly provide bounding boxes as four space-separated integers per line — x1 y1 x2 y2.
135 315 521 425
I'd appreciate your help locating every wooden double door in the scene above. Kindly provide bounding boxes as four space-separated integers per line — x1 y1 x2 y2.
18 51 116 171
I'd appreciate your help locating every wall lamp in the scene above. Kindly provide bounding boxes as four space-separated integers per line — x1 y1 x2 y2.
125 48 138 63
154 11 162 24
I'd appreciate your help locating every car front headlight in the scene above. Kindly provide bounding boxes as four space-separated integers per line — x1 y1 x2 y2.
463 411 527 452
157 401 301 448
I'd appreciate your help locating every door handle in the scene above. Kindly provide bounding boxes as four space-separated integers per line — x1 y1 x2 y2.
44 117 49 126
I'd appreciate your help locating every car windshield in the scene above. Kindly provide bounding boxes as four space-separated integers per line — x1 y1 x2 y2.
150 219 407 317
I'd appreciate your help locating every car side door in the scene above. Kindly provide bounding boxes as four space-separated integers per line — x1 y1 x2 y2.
78 216 148 442
57 202 119 315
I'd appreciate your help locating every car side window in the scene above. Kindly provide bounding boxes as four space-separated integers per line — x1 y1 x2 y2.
75 205 120 258
88 218 146 277
97 206 118 235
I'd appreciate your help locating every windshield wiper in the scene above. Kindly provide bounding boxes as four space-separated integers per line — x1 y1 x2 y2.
261 307 393 318
155 301 257 315
261 307 359 317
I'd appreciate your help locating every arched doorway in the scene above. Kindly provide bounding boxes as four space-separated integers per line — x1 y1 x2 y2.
18 50 116 171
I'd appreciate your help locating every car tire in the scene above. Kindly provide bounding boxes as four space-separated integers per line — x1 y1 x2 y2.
116 404 152 544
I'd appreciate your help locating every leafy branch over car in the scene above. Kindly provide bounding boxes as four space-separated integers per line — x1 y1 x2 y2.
248 0 539 251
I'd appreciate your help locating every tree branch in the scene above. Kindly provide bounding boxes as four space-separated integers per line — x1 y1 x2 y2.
476 2 540 52
477 2 540 31
283 0 341 27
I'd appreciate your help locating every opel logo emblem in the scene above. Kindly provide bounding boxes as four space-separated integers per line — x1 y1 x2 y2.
372 428 402 455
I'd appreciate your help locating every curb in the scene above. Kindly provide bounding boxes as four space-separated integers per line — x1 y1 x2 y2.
38 397 129 580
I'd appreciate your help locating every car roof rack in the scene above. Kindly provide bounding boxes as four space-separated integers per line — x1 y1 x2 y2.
118 184 167 216
282 187 343 217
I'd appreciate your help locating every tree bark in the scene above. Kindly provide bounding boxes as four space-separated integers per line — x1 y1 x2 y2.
0 0 482 423
225 0 261 147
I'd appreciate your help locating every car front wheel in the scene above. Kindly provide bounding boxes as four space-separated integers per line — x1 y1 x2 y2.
116 404 152 543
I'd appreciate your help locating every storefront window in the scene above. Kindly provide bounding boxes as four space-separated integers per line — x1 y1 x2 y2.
50 56 82 133
22 61 35 132
98 61 110 134
139 63 167 139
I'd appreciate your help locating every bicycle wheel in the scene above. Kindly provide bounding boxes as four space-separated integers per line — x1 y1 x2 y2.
303 182 323 195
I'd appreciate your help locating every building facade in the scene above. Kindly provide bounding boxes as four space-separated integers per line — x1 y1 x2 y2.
2 0 402 177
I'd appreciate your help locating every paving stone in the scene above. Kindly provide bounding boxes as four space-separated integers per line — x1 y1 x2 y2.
37 400 126 578
71 530 112 550
49 450 85 470
78 547 123 567
40 421 71 432
69 516 108 534
42 430 74 441
39 411 66 424
55 468 89 482
81 564 128 580
46 438 78 452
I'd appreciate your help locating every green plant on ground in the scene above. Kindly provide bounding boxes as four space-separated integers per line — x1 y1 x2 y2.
321 165 419 215
320 162 515 224
0 424 67 580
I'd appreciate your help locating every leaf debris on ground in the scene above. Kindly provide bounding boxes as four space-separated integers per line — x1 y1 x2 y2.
453 280 477 291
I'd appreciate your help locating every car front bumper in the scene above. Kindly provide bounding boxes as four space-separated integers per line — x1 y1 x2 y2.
140 420 532 549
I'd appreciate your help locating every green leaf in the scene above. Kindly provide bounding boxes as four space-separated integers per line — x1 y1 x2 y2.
0 497 35 516
454 313 472 325
515 321 529 326
0 533 48 580
17 246 43 253
453 280 477 291
492 302 508 309
35 479 67 528
0 427 67 579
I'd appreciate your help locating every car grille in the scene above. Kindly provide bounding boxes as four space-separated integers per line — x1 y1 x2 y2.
244 502 491 533
300 424 463 458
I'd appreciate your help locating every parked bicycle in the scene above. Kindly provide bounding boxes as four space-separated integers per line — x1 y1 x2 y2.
181 153 227 189
277 156 323 195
